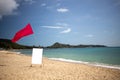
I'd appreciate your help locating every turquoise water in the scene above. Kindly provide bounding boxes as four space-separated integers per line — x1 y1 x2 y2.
13 47 120 68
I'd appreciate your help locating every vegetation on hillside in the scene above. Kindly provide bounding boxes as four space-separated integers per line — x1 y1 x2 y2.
47 42 106 48
0 39 106 49
0 39 39 49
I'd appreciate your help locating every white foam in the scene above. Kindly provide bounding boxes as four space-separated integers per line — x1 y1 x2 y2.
10 50 21 54
49 58 120 70
49 58 89 64
16 52 21 54
92 63 120 69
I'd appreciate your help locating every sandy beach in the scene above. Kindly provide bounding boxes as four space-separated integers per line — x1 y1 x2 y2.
0 50 120 80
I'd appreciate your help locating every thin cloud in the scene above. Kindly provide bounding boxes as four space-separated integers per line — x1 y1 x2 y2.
41 26 63 29
56 23 69 26
56 3 61 7
81 14 99 21
85 34 94 38
24 0 35 4
0 0 19 19
41 24 71 34
60 28 71 33
41 3 46 7
57 8 69 13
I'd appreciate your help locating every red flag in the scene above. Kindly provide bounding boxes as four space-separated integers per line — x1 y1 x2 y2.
12 23 34 42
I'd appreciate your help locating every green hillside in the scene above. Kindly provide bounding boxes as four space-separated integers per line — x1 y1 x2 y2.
47 42 106 48
0 39 33 49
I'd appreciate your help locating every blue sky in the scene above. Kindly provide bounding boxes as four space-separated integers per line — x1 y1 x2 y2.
0 0 120 46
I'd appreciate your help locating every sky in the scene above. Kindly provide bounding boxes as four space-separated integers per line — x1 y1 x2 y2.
0 0 120 47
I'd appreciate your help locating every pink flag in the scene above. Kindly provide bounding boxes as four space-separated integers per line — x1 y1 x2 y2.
12 23 34 42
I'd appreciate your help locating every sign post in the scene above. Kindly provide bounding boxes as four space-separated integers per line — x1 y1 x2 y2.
31 48 43 67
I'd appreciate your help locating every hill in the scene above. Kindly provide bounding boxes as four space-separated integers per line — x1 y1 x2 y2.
0 39 34 49
47 42 106 48
0 39 106 49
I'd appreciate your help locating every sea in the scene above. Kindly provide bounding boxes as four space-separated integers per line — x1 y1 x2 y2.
12 47 120 69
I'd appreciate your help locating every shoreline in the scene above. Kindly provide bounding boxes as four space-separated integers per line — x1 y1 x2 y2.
0 50 120 80
49 58 120 70
7 50 120 70
2 50 120 70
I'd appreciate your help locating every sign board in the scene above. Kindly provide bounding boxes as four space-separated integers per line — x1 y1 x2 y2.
32 48 43 64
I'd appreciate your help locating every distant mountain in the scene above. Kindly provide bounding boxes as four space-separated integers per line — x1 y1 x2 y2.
0 39 106 49
47 42 71 48
47 42 106 48
0 39 38 49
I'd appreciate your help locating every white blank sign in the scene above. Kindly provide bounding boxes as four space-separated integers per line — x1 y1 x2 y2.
32 48 43 64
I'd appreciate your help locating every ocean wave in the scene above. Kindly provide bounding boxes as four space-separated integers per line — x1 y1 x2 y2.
49 58 89 64
49 58 120 70
10 50 21 54
16 52 21 54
